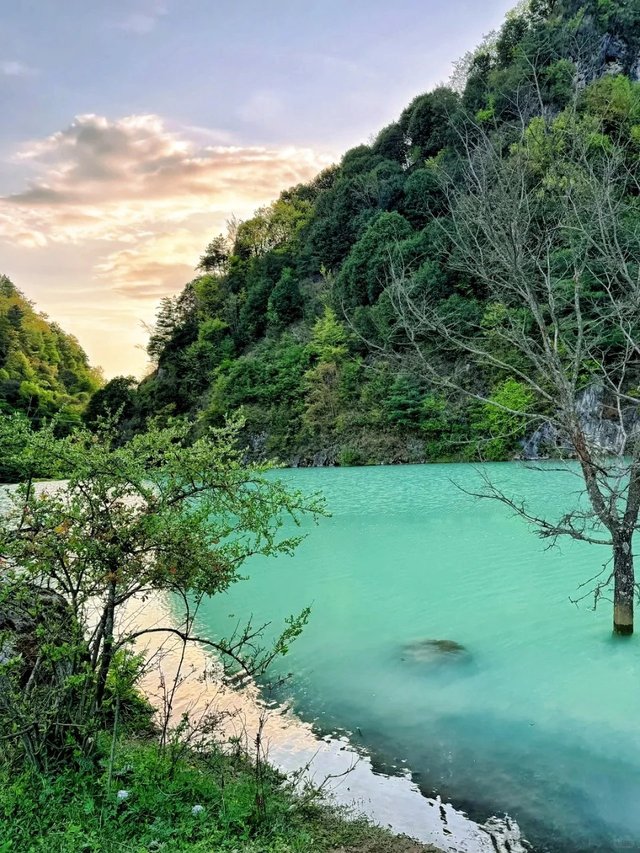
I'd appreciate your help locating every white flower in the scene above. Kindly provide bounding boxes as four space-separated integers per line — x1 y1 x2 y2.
191 804 205 816
116 789 130 801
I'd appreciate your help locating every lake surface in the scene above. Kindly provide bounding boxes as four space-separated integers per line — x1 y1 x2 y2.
195 463 640 853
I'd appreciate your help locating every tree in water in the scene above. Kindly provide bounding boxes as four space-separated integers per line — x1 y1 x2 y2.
387 102 640 635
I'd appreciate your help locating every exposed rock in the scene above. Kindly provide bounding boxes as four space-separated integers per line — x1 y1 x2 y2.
0 584 78 686
521 384 639 460
311 447 339 467
520 420 562 460
600 33 627 66
604 60 625 76
574 30 640 85
247 430 268 458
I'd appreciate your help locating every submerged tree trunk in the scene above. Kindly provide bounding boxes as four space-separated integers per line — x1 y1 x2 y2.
613 535 634 636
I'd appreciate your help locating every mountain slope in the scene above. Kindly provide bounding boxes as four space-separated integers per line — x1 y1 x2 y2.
116 0 640 464
0 275 102 428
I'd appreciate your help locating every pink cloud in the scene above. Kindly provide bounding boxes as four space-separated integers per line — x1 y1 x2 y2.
0 113 333 300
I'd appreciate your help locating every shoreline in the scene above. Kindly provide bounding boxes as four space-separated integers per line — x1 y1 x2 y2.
127 596 529 853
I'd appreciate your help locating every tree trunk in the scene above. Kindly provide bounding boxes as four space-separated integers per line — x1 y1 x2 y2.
94 577 117 710
613 535 634 636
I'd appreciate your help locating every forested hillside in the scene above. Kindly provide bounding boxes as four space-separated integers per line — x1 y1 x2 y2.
105 0 640 465
0 275 101 428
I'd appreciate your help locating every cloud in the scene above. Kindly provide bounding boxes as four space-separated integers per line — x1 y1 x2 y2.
117 1 167 34
1 60 36 77
95 229 202 299
0 113 333 302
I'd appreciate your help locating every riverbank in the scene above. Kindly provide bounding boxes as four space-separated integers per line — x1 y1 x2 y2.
125 596 528 853
0 738 439 853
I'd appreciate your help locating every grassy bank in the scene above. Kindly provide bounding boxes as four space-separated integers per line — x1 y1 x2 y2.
0 737 438 853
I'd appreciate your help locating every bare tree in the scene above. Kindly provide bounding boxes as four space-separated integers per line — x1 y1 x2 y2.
386 109 640 635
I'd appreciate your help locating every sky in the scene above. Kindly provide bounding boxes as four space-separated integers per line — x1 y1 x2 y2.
0 0 515 379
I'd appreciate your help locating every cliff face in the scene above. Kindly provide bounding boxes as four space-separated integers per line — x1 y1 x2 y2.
521 386 638 460
587 31 639 82
544 0 640 73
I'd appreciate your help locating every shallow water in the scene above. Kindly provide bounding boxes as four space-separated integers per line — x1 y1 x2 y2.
193 463 638 852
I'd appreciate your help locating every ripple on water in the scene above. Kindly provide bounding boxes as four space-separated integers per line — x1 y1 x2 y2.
196 463 640 852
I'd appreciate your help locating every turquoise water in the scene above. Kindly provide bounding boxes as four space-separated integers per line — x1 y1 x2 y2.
196 463 640 852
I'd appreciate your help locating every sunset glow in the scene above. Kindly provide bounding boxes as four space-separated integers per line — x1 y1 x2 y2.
1 0 513 377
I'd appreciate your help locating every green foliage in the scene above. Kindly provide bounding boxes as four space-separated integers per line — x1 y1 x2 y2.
83 376 137 431
581 74 640 134
113 0 640 467
372 121 407 162
233 198 312 260
0 276 101 433
0 418 322 771
384 376 424 428
399 87 460 161
197 233 230 274
0 740 424 853
543 58 577 107
307 307 348 363
0 413 40 482
267 268 304 327
476 379 535 461
402 166 445 224
302 309 351 439
338 212 413 307
419 394 453 459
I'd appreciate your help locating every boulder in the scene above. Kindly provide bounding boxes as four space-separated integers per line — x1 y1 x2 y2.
0 583 78 686
401 638 472 666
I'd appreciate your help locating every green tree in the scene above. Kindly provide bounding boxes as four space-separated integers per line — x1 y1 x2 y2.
399 87 459 160
0 277 101 428
384 376 424 428
303 308 349 435
0 418 322 771
307 307 348 363
476 378 535 460
372 121 407 163
197 234 230 274
267 268 304 327
338 212 412 307
83 376 138 429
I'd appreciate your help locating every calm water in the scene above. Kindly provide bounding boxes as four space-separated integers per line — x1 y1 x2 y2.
196 463 640 853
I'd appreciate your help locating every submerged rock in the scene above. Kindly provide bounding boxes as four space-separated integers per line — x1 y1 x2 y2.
402 638 472 666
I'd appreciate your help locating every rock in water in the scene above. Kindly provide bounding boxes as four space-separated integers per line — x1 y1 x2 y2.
402 638 471 666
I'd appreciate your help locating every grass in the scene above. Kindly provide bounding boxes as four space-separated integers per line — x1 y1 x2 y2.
0 738 438 853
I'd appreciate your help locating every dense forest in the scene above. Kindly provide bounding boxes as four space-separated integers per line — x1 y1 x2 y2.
22 0 640 465
0 275 101 429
